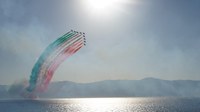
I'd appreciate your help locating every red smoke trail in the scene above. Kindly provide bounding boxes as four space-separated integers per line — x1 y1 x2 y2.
37 40 84 91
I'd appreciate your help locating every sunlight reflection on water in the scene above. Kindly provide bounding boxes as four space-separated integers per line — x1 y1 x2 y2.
46 98 147 112
41 97 200 112
1 97 200 112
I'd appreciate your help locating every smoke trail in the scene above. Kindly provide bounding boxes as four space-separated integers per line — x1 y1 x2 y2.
8 79 28 98
24 30 86 98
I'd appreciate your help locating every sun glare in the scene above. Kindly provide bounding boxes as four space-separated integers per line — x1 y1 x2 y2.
85 0 125 14
82 0 135 21
87 0 115 12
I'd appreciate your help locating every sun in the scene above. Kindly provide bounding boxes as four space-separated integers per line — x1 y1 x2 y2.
82 0 135 19
87 0 115 12
85 0 123 14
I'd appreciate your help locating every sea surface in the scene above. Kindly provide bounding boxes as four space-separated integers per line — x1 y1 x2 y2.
0 97 200 112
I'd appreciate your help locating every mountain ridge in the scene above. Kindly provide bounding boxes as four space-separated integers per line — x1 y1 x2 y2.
1 77 200 98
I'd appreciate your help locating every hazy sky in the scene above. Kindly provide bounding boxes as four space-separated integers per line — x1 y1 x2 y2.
0 0 200 84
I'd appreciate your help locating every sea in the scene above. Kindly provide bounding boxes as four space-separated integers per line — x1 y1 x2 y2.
0 97 200 112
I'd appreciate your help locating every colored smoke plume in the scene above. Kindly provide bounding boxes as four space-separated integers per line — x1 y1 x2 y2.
8 79 28 98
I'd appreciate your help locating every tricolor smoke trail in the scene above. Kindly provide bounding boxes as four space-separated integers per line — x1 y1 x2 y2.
25 30 86 97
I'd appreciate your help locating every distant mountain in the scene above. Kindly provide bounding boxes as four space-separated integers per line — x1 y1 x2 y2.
1 78 200 98
0 85 9 98
41 78 200 98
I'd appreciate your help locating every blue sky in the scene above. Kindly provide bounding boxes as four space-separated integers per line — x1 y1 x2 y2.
0 0 200 84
